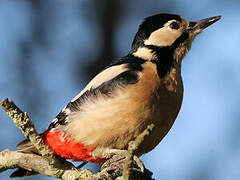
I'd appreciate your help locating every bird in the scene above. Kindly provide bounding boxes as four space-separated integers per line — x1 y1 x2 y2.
13 13 221 177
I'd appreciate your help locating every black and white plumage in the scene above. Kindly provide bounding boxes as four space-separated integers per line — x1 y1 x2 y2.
15 13 221 177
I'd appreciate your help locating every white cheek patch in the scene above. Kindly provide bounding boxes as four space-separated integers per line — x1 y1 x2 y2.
144 21 183 47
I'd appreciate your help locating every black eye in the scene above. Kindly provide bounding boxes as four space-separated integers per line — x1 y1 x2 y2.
170 22 180 30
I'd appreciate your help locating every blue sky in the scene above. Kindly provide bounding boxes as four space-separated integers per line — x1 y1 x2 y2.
0 1 239 179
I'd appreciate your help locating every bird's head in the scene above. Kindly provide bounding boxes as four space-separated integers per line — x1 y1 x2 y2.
131 13 221 62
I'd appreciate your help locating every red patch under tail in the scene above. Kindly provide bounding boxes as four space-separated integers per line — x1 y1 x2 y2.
43 130 107 163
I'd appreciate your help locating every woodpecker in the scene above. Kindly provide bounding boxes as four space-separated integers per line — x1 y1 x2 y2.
14 13 221 176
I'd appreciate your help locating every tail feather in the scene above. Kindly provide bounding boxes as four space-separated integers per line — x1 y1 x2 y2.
16 139 32 149
16 139 38 154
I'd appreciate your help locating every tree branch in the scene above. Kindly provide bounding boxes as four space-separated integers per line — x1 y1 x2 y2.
123 124 155 179
0 98 154 179
0 98 56 162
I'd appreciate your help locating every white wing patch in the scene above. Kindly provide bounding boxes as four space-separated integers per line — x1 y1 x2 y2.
71 64 128 102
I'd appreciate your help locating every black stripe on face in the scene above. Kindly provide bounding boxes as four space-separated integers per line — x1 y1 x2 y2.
144 32 189 78
146 45 175 78
172 31 189 48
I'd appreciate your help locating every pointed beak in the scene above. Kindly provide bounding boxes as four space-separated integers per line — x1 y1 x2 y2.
188 15 221 34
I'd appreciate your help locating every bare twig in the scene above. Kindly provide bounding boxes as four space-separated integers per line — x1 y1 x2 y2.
123 124 155 180
0 99 56 162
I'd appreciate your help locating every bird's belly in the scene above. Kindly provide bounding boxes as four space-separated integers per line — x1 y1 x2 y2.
91 80 183 158
135 83 183 156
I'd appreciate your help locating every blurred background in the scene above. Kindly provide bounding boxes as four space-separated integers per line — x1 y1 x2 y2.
0 0 239 179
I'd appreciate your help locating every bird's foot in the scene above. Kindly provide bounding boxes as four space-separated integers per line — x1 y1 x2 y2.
101 150 144 172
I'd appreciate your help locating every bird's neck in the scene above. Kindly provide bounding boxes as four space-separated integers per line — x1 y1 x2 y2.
130 45 182 78
131 45 181 61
